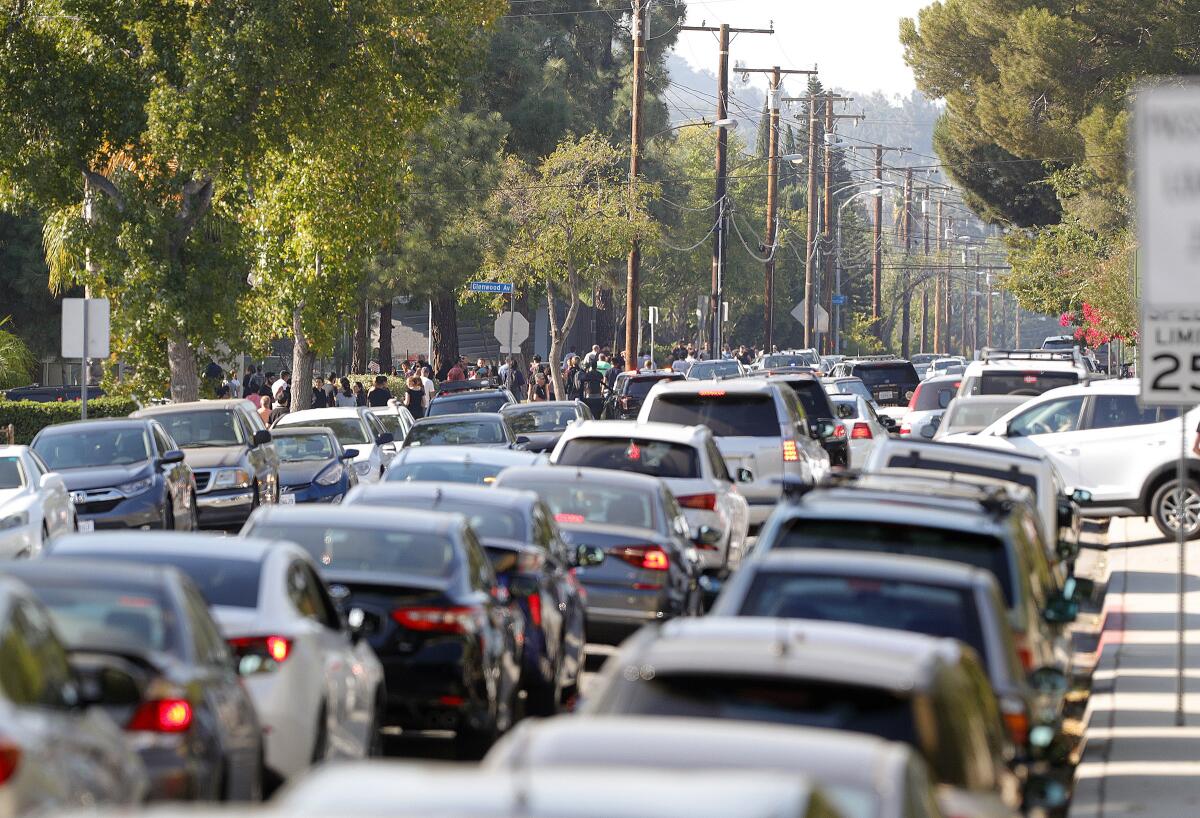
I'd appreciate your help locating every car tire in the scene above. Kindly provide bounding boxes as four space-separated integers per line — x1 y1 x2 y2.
187 492 199 531
525 663 560 718
367 689 384 757
453 721 497 761
1151 477 1200 540
311 702 328 763
163 499 175 531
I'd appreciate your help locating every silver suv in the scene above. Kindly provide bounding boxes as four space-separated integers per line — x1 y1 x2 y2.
638 379 830 527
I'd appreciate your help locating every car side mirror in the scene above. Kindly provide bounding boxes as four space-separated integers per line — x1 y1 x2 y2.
736 467 754 484
1072 488 1092 504
252 429 272 447
159 449 185 466
919 419 937 439
1043 592 1078 624
342 448 359 460
375 432 394 446
879 416 898 432
573 545 606 568
345 607 367 645
1004 420 1020 438
1056 496 1074 530
38 472 64 492
815 420 837 440
70 659 142 708
515 436 531 445
693 525 721 546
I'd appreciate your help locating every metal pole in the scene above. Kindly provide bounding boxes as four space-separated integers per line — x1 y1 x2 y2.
80 299 89 420
872 146 883 335
1178 410 1188 727
508 288 514 358
426 299 433 364
835 214 843 354
804 95 819 349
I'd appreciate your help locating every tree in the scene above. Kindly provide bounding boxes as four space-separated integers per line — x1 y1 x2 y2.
0 318 34 390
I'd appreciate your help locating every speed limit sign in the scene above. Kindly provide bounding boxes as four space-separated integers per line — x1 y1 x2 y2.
1135 83 1200 406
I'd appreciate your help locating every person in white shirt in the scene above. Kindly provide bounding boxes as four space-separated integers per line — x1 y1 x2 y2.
271 372 289 401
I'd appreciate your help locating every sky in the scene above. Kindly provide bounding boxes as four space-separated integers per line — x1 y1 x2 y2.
672 0 933 98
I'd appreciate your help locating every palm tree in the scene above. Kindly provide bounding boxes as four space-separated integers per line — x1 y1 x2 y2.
0 317 34 390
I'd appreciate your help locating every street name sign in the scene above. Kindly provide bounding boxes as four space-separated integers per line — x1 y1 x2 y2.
469 281 513 294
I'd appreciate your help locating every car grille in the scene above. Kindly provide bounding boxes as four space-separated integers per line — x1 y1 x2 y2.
193 470 211 492
283 483 311 493
78 499 122 514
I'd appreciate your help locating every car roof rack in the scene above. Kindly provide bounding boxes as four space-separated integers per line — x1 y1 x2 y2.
847 354 898 362
980 347 1078 363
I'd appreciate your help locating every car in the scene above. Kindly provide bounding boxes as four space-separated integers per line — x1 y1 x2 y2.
601 370 684 420
271 407 396 483
549 420 750 578
758 371 849 467
897 374 961 439
957 377 1200 538
367 403 416 441
384 446 545 484
402 413 523 450
0 560 263 801
713 550 1067 761
485 717 950 818
927 356 967 379
499 401 592 453
959 348 1086 398
909 352 944 381
240 505 520 758
933 395 1030 438
427 387 518 417
131 400 281 528
1040 335 1077 351
684 359 744 380
751 349 821 372
827 356 921 410
341 483 588 715
45 532 385 786
828 394 890 468
270 426 359 504
580 617 1030 818
492 466 702 644
638 378 831 527
0 445 75 557
1 384 105 402
823 375 877 407
818 354 844 375
30 419 197 532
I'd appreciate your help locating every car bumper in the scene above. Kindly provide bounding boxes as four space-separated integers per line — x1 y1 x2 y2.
581 584 673 644
280 481 346 504
78 493 164 530
746 497 782 526
0 526 38 558
128 734 216 801
196 490 255 526
374 641 488 731
241 668 318 781
822 438 850 467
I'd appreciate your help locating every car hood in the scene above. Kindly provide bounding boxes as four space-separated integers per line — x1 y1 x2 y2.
182 447 246 469
55 463 152 491
278 459 336 486
0 487 30 511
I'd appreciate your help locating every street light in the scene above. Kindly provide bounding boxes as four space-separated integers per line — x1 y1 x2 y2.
832 185 886 353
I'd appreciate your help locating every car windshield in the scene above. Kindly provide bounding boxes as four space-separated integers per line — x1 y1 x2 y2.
975 371 1078 396
279 417 370 446
764 352 818 367
386 461 505 485
775 519 1015 606
944 401 1021 433
67 553 262 608
646 393 779 438
406 420 506 446
504 406 576 433
352 498 528 542
738 572 988 661
0 457 24 490
428 395 509 416
31 582 176 655
688 360 742 378
501 480 656 530
624 377 677 399
854 364 918 386
153 410 243 448
34 427 150 469
273 434 336 462
555 438 701 479
246 523 456 577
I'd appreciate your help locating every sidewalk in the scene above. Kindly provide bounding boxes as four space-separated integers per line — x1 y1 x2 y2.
1070 518 1200 818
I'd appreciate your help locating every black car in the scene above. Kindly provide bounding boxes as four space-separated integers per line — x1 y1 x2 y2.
499 401 592 454
602 371 684 420
403 413 525 450
240 505 522 758
344 483 592 714
132 400 280 527
829 357 921 407
2 384 106 402
0 560 263 801
427 388 517 417
269 427 359 503
757 371 849 467
31 419 197 531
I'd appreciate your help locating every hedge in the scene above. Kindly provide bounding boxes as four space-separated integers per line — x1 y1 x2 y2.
0 398 140 444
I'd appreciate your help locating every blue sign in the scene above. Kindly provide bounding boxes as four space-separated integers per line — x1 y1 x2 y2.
469 281 513 294
831 294 847 306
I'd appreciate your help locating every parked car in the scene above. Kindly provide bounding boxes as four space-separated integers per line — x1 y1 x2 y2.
241 506 520 758
45 532 385 786
0 445 75 557
384 446 544 485
367 403 416 442
827 357 920 409
2 384 105 402
897 374 961 439
272 407 396 483
0 575 148 814
270 427 359 504
493 466 702 644
933 396 1029 438
0 560 263 801
402 413 523 450
602 370 684 420
827 395 889 468
131 400 280 528
638 378 830 527
427 387 518 417
500 401 592 453
684 359 744 380
550 420 750 578
342 483 588 715
959 348 1086 397
751 349 821 372
30 419 196 532
759 371 849 467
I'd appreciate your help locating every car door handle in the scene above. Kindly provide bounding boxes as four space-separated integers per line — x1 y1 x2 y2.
1052 448 1080 456
1148 440 1168 447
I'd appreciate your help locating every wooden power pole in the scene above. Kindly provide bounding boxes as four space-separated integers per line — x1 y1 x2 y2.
623 0 647 370
901 167 913 358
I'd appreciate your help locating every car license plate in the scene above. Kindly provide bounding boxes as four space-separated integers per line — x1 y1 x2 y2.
77 520 95 533
878 390 895 399
279 493 296 505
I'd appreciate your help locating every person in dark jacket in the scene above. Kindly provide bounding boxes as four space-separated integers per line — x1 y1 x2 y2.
367 375 392 407
403 376 427 419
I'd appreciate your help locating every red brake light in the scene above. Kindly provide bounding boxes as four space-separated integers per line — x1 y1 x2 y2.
392 605 481 634
698 390 726 397
1013 633 1034 672
127 699 193 733
228 635 293 670
1001 700 1030 748
782 440 800 462
832 424 847 439
677 492 717 511
527 592 542 627
851 422 873 440
0 744 19 785
614 545 670 571
554 512 585 524
899 425 911 435
908 383 923 408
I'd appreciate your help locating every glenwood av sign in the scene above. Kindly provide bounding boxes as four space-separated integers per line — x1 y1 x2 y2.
1135 83 1200 406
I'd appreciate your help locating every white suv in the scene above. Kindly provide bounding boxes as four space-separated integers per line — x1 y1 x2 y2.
960 348 1087 398
950 378 1199 538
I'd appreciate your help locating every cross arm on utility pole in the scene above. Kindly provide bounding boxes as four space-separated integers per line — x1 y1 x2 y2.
741 67 817 75
679 25 775 34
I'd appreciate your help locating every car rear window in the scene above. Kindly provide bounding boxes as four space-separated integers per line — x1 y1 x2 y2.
738 573 987 661
67 553 262 608
779 380 834 420
385 461 503 485
774 519 1015 605
974 371 1078 396
624 377 677 399
428 394 509 415
853 364 919 387
912 381 960 411
279 418 370 445
32 582 179 656
406 420 506 446
883 454 1039 494
646 393 780 437
555 438 700 479
498 480 657 531
246 523 457 577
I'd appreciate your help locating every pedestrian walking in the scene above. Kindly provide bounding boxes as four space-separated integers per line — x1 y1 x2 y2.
367 375 392 407
528 371 554 402
404 375 427 419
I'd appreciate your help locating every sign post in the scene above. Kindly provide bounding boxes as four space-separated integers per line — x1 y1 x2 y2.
62 298 110 420
647 306 660 368
471 282 518 356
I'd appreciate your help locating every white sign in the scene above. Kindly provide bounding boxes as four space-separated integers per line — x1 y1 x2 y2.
61 298 110 359
494 311 530 349
1136 84 1200 406
790 300 829 334
647 306 660 326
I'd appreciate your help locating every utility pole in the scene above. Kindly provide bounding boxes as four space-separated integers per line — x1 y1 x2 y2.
972 250 981 355
1014 293 1021 347
743 66 816 351
682 22 773 356
901 167 913 358
820 101 861 354
934 197 944 352
623 0 647 371
959 273 968 357
986 273 994 347
842 144 907 339
920 186 930 353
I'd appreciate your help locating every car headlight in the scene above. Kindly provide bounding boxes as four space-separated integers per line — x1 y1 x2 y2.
315 464 345 487
211 469 252 490
0 512 29 532
118 477 154 497
353 461 372 476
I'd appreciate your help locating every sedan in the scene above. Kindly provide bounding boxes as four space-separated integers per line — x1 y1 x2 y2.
0 560 263 801
493 466 702 645
934 395 1030 439
384 446 545 485
241 505 521 758
31 419 196 532
270 427 359 504
829 394 890 468
367 403 416 442
427 388 518 417
684 359 744 380
44 532 385 787
500 401 592 454
403 413 523 450
272 407 395 484
0 445 75 557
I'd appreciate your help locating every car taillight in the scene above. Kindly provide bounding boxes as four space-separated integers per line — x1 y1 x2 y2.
899 424 911 435
832 424 847 439
127 699 193 733
851 422 873 440
527 592 542 627
614 545 670 571
677 492 717 511
391 605 481 634
228 635 293 671
782 440 800 462
1013 632 1034 672
0 743 19 785
908 383 923 408
1000 697 1030 748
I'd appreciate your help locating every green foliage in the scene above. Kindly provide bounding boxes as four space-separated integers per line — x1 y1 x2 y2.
0 318 34 390
0 398 138 444
840 312 886 356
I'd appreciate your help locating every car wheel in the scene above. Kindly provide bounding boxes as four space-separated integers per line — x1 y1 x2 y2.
310 701 329 763
163 499 175 531
453 721 497 761
367 689 384 757
1152 478 1200 540
525 662 560 718
188 492 199 530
